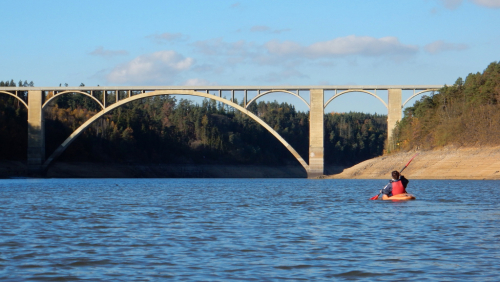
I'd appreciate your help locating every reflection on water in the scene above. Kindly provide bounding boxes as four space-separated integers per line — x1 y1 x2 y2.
0 178 499 281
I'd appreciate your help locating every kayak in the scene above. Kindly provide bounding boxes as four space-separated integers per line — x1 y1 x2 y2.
383 193 416 201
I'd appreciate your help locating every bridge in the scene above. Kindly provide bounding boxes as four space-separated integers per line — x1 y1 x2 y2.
0 85 441 178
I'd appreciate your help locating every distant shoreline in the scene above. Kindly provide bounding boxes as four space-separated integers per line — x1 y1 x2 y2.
1 161 324 179
2 146 499 180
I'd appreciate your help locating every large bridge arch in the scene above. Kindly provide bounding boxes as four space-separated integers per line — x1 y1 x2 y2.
42 90 104 110
0 91 29 108
43 89 309 172
324 90 388 109
245 90 310 110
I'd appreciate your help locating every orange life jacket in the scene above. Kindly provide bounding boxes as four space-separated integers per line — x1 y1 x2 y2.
392 180 406 195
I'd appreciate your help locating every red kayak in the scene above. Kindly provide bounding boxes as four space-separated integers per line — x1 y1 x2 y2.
383 193 416 201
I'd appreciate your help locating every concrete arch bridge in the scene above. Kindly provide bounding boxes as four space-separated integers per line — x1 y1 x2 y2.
0 85 440 178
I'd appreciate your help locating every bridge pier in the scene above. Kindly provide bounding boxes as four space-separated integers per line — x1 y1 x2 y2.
27 90 45 175
308 89 324 178
387 88 402 151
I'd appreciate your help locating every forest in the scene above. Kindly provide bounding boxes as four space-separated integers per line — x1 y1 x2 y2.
392 61 500 151
0 84 387 167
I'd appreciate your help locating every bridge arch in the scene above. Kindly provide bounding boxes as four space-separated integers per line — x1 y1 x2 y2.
324 90 388 109
42 90 104 110
245 90 310 110
0 91 29 109
43 90 309 172
402 89 438 108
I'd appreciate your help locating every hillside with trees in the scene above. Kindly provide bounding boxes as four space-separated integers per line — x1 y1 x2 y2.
392 61 500 151
1 84 387 170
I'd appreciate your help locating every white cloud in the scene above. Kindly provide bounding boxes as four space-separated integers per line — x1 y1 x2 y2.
265 36 418 58
470 0 500 8
89 46 128 57
424 40 468 54
106 50 194 84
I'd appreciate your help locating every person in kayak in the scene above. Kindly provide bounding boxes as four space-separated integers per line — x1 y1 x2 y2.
380 170 409 199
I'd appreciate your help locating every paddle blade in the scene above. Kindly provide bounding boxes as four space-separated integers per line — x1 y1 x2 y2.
369 194 379 200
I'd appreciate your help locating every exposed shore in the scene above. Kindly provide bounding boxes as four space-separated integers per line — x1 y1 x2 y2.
327 146 500 180
2 146 499 179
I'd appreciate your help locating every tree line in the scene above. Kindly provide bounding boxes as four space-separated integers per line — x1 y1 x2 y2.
1 84 387 166
0 80 34 87
392 61 500 151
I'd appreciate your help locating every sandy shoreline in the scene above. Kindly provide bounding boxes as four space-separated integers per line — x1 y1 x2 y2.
327 146 500 180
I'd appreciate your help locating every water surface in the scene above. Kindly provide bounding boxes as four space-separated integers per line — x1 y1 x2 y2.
1 178 499 281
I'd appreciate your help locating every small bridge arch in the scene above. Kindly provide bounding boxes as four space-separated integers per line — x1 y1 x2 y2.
43 89 309 172
324 89 388 109
42 90 104 110
402 89 437 108
0 91 29 109
245 90 310 110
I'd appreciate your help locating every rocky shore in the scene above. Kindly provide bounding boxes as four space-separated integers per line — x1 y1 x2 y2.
327 146 500 180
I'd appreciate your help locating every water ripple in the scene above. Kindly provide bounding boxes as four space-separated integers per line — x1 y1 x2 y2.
0 178 499 281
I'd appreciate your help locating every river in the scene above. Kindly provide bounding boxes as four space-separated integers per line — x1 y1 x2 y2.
1 178 499 281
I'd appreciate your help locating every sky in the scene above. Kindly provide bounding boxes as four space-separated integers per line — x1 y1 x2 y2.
1 0 499 114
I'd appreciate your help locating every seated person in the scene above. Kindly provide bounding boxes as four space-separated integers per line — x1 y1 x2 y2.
380 170 409 200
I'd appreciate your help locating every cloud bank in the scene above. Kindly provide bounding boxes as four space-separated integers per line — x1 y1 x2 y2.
102 35 428 84
107 50 194 84
265 36 418 58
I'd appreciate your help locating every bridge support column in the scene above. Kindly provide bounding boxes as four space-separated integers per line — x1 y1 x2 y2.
27 90 45 175
308 89 324 178
387 89 402 151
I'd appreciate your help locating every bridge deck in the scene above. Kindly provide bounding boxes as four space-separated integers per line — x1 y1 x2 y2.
0 85 443 91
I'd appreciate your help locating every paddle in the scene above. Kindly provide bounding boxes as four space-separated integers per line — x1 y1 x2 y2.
369 153 418 200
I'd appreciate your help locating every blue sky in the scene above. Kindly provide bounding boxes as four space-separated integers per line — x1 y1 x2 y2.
1 0 499 113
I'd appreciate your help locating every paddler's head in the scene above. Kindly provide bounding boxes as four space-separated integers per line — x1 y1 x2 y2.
391 170 400 180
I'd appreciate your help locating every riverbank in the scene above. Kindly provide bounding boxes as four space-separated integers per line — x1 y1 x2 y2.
1 161 325 178
2 146 499 179
327 145 500 180
45 163 311 178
